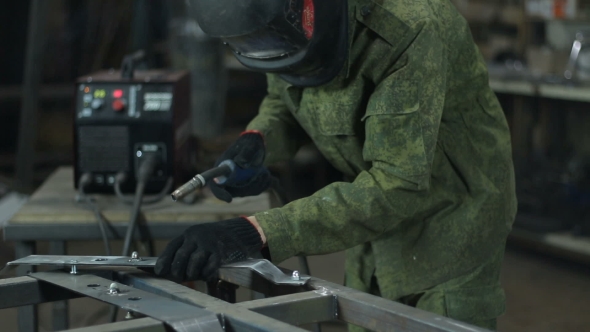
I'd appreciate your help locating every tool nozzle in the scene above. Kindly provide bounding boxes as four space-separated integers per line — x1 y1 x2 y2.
170 175 205 202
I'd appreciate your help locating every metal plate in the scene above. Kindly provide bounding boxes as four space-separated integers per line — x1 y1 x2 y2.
31 271 223 332
5 255 157 268
0 255 156 276
3 256 310 286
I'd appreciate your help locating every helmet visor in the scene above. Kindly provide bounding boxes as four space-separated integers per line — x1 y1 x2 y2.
223 28 308 59
222 0 315 59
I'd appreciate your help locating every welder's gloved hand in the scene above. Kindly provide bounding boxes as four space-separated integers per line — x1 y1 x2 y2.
154 217 263 282
210 130 271 203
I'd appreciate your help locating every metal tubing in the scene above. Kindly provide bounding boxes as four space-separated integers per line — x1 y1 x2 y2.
66 317 166 332
0 276 80 309
50 241 69 330
0 266 493 332
15 241 38 332
309 279 492 332
238 291 337 326
217 265 491 332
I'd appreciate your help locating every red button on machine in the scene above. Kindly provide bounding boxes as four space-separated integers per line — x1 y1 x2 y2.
112 99 126 112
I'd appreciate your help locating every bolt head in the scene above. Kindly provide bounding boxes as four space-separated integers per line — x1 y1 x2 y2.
131 251 139 259
292 270 300 280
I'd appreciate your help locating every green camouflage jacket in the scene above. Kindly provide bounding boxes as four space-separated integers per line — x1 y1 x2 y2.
246 0 517 326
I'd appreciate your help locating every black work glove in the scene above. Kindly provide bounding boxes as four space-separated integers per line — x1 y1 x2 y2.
154 217 263 282
210 131 272 203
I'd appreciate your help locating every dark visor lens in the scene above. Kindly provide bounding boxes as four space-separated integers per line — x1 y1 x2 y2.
224 28 309 59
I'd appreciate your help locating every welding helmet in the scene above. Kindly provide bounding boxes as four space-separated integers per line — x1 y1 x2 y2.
188 0 349 87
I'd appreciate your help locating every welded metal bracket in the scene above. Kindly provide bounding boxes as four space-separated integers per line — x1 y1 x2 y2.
221 259 310 286
2 254 310 286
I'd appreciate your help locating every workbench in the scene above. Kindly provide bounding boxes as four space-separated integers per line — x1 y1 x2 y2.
489 78 590 103
2 166 271 331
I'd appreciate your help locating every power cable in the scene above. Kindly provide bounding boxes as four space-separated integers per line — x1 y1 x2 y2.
121 155 159 257
76 173 112 256
114 173 173 205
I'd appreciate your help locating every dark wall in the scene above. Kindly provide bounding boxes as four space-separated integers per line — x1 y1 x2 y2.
0 2 29 85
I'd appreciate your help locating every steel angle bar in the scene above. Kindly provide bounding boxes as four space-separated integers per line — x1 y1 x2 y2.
30 272 223 332
237 291 337 326
66 317 166 332
116 271 308 332
308 279 492 332
0 276 81 309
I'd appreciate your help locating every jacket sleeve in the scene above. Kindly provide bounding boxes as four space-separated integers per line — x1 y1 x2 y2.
254 20 448 263
246 74 310 165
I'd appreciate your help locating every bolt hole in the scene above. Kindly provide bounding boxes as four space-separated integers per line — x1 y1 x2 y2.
128 297 141 301
93 258 107 261
87 284 100 287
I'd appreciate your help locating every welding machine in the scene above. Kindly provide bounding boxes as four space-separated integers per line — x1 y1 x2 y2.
73 61 193 194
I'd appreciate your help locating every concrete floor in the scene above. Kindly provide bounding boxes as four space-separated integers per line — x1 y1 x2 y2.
1 237 589 332
498 245 590 332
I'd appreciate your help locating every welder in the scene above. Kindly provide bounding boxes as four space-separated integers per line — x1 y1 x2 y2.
155 0 518 330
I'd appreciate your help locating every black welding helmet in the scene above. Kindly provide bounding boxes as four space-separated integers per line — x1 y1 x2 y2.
188 0 349 87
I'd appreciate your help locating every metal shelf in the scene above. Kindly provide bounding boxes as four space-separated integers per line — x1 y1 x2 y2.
490 78 590 103
508 227 590 265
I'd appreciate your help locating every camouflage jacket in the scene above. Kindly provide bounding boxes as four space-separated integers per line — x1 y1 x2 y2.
246 0 517 310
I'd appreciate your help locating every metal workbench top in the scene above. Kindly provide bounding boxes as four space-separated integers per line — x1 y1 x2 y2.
3 166 271 241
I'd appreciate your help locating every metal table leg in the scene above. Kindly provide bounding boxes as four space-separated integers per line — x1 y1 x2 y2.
50 241 68 330
15 241 37 332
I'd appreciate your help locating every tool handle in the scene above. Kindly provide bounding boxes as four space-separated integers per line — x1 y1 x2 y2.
170 161 267 202
215 160 267 186
200 164 233 182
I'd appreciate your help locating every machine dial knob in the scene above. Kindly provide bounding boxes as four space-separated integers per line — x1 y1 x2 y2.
90 99 104 110
112 99 126 112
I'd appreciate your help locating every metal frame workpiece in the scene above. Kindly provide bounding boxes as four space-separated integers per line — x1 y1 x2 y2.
0 254 492 332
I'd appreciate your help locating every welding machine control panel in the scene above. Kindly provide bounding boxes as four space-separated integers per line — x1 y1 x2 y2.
77 84 174 120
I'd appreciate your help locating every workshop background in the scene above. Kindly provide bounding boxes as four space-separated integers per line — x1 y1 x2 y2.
1 0 590 331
